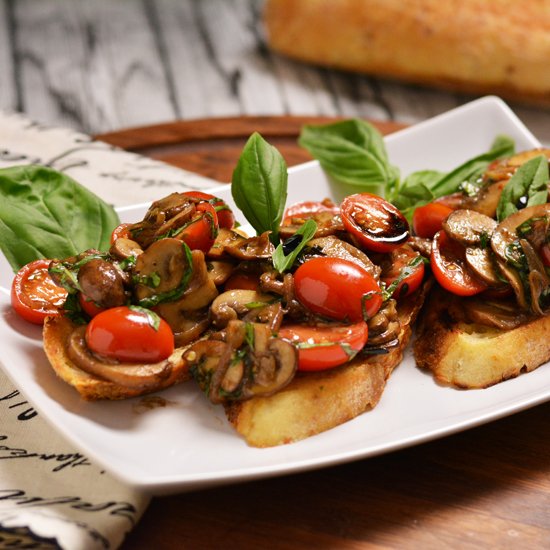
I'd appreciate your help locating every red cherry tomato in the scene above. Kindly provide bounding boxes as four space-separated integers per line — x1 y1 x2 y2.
431 231 487 296
177 202 219 253
279 322 369 371
78 293 106 318
294 257 382 322
541 243 550 267
183 191 235 229
85 306 174 363
11 259 68 325
340 193 409 252
283 200 339 224
110 223 131 244
381 244 425 299
412 202 453 239
224 273 260 291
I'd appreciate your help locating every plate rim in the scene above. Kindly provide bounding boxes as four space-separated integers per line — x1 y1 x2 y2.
0 96 547 495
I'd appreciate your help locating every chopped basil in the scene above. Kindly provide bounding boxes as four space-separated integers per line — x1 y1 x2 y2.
496 155 549 221
380 255 427 301
296 340 358 360
244 322 255 350
132 272 161 288
361 291 381 320
62 292 87 325
137 242 194 308
272 219 318 273
128 305 162 331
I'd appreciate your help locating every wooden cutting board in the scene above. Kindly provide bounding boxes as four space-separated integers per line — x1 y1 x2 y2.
95 117 550 550
96 115 405 181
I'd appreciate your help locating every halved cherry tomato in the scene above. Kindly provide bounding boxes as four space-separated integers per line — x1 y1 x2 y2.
11 259 68 324
278 321 369 371
431 230 487 296
183 191 235 229
340 193 409 252
412 202 453 239
85 306 174 363
78 293 106 318
294 257 382 322
541 243 550 267
283 199 339 224
224 273 260 291
110 223 131 244
381 244 425 299
177 202 219 253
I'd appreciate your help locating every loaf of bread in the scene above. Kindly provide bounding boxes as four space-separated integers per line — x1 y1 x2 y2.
264 0 550 105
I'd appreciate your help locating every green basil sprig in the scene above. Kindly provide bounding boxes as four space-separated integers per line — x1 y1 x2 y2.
298 118 515 222
0 165 120 272
390 135 515 220
496 155 549 221
299 118 399 197
272 218 318 273
231 132 288 245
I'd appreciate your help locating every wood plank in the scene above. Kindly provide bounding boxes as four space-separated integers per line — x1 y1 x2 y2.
0 1 17 110
9 0 176 132
2 0 549 146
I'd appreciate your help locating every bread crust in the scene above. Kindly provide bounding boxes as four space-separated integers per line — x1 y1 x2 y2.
264 0 550 105
225 282 429 447
43 315 191 401
414 286 550 388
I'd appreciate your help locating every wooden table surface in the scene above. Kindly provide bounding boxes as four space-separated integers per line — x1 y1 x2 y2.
1 0 550 148
96 118 550 550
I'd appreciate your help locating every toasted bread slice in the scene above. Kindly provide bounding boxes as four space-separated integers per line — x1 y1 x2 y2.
414 286 550 388
43 315 190 401
225 283 429 447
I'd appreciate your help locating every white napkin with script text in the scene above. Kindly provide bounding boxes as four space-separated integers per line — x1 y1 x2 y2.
0 110 221 549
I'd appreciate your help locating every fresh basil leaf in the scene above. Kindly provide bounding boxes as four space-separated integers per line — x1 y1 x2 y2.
389 135 515 221
0 165 120 272
391 170 444 220
231 132 288 245
298 119 399 196
429 134 515 197
496 155 549 221
272 219 318 273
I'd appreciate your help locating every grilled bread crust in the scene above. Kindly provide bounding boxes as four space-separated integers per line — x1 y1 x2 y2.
264 0 550 105
43 315 190 401
225 282 430 447
414 286 550 389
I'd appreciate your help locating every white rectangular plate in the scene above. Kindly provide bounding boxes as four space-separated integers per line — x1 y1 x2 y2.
0 97 546 495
